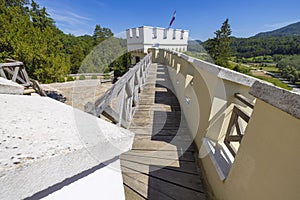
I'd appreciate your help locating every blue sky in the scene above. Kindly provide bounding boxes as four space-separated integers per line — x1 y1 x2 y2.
37 0 300 41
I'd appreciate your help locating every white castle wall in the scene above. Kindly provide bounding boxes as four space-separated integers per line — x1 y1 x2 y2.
126 26 189 53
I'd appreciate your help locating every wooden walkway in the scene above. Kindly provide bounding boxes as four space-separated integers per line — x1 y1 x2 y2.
120 64 206 200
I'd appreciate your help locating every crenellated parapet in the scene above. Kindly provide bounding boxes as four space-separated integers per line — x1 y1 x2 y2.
126 26 189 53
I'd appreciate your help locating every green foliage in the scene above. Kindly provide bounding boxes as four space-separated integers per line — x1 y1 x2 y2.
66 76 74 81
0 1 70 82
230 36 300 58
0 1 115 83
277 55 300 84
57 77 65 83
91 75 98 79
233 64 251 74
206 19 232 67
109 52 131 77
103 73 111 79
80 37 128 73
79 75 86 80
93 25 113 45
278 55 300 70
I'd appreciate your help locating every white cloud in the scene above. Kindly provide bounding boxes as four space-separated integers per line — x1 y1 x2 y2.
265 19 300 29
47 8 94 36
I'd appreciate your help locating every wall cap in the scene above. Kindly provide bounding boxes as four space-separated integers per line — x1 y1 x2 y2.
0 77 24 95
249 81 300 119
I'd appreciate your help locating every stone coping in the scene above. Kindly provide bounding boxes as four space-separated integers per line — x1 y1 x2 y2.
249 81 300 119
0 77 24 95
0 95 134 200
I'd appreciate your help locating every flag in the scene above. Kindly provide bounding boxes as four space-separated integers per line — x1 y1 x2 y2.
168 10 176 28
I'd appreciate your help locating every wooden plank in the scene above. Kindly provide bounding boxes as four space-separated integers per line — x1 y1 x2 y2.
124 149 195 162
120 62 206 199
116 85 126 126
123 184 146 200
2 67 27 84
233 106 250 123
0 68 7 79
122 163 204 192
20 68 31 86
123 173 174 200
123 167 206 200
234 93 254 109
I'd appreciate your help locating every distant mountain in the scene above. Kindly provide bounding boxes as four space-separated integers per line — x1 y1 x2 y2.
255 21 300 37
188 40 206 52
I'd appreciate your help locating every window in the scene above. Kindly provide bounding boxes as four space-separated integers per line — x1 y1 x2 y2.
136 28 139 38
153 28 157 39
163 29 167 39
181 30 184 39
128 29 133 38
173 29 176 39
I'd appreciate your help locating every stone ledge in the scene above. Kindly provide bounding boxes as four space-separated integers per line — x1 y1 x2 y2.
0 95 134 200
249 81 300 119
0 77 24 95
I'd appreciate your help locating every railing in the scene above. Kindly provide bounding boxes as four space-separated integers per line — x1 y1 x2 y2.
69 71 114 83
85 52 152 128
224 93 253 157
0 59 31 87
0 59 47 96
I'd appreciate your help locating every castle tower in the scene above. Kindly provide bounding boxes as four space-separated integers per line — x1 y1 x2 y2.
126 26 189 64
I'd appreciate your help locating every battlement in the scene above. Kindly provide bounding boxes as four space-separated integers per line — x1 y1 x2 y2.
126 26 189 53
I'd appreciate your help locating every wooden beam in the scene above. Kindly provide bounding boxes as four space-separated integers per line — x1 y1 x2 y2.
234 93 254 109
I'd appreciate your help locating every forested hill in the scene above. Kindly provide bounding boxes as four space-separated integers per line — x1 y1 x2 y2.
0 0 129 83
230 21 300 57
229 22 300 57
197 21 300 58
230 36 300 57
255 21 300 37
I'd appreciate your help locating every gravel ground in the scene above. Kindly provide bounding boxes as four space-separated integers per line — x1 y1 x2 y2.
42 80 112 111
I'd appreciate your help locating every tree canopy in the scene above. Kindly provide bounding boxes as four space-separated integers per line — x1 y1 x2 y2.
0 0 130 83
206 18 232 67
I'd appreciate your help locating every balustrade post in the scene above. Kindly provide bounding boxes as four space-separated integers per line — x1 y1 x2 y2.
116 85 126 126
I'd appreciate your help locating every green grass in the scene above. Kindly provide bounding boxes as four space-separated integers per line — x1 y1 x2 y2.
252 75 292 90
252 65 279 73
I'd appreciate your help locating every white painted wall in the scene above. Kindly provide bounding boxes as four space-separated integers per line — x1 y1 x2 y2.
126 26 189 53
43 159 125 200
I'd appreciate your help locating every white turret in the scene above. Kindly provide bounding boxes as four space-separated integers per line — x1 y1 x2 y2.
126 26 189 64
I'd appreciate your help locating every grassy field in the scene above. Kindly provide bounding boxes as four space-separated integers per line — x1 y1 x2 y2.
252 65 279 72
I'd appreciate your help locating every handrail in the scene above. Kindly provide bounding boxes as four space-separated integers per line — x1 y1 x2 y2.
0 59 47 96
0 60 31 87
85 52 152 128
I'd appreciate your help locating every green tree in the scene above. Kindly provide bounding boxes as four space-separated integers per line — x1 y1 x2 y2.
207 18 232 67
93 25 113 45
